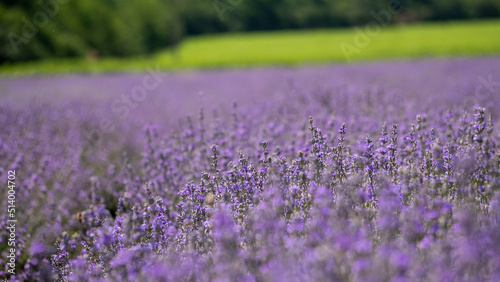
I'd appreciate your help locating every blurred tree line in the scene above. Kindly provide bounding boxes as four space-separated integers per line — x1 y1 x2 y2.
1 0 499 63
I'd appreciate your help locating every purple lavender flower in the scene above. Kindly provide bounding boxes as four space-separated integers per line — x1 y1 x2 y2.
2 58 500 280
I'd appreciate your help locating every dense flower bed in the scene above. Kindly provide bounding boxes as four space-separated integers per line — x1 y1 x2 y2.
1 61 500 281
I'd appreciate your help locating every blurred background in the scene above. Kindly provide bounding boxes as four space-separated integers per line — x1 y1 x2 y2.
1 0 500 65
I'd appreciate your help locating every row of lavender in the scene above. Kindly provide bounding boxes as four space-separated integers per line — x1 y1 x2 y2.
1 81 500 281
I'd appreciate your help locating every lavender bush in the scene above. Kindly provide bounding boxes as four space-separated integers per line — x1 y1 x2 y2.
1 58 500 281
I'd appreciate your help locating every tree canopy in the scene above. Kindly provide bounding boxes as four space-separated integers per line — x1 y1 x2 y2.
1 0 499 63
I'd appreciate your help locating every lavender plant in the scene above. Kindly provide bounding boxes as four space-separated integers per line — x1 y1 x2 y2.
1 59 500 281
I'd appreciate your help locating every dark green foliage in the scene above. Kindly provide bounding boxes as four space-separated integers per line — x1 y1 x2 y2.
0 0 177 63
1 0 499 63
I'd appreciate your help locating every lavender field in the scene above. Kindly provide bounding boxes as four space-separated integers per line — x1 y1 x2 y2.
1 57 500 281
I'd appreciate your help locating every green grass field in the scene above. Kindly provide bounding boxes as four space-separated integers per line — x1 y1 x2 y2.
1 19 500 76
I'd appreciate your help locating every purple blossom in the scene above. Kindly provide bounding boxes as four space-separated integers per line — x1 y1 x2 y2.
2 58 500 280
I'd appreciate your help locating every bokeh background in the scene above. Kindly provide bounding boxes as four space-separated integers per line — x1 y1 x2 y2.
1 0 500 67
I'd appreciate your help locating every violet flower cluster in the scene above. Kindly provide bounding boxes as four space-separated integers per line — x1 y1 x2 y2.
1 63 500 281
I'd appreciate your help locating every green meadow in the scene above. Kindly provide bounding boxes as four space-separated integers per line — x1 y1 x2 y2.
1 19 500 76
